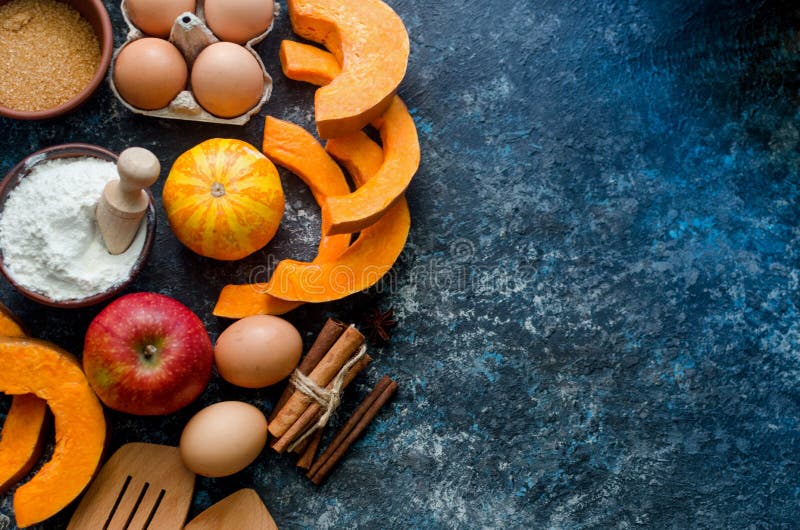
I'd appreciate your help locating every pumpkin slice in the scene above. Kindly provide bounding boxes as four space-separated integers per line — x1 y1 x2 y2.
287 0 409 138
213 216 348 316
0 395 48 496
0 338 106 528
326 130 385 188
322 96 419 235
262 116 351 200
214 284 297 318
0 302 25 337
0 304 49 497
280 40 341 86
265 131 410 303
212 118 352 318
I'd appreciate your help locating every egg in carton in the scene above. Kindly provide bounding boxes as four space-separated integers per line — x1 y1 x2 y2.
111 0 277 125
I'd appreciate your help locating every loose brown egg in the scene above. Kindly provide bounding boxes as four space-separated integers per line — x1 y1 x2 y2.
127 0 196 37
179 401 268 477
204 0 275 44
114 38 188 110
190 42 264 118
215 315 303 388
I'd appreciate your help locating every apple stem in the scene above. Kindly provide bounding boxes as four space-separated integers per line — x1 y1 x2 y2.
144 344 158 360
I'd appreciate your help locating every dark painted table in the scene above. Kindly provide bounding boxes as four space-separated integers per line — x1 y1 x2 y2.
1 0 799 528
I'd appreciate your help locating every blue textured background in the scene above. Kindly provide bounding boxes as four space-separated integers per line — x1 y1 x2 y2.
1 0 799 528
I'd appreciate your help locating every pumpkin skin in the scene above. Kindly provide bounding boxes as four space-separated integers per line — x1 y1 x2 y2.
163 138 285 261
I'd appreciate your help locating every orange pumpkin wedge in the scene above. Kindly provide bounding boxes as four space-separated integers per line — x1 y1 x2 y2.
287 0 409 138
0 395 48 496
0 303 25 337
163 138 285 261
0 338 105 528
0 304 48 497
322 96 419 235
262 116 351 200
213 221 350 317
214 283 299 318
280 40 341 86
261 117 352 264
212 118 352 318
265 131 410 303
326 130 385 188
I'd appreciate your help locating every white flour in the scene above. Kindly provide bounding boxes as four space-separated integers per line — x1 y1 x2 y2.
0 157 147 301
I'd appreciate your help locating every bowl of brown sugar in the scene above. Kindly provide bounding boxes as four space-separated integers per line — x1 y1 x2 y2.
0 0 112 120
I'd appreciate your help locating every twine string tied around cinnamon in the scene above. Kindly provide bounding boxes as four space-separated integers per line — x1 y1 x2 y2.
286 344 368 452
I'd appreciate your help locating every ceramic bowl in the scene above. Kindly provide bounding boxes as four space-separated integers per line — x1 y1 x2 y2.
0 0 113 120
0 144 156 308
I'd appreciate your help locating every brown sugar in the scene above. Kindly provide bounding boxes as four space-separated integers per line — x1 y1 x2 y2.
0 0 101 112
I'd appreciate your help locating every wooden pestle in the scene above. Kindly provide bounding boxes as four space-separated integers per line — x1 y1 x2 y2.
97 147 159 255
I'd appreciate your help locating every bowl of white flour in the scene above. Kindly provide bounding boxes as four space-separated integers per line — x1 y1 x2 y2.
0 143 156 308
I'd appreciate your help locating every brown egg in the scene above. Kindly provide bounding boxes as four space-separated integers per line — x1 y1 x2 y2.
179 401 268 477
190 42 264 118
205 0 274 44
127 0 196 37
214 315 302 388
114 38 187 110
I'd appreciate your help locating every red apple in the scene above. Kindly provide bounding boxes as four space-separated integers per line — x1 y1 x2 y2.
83 292 213 415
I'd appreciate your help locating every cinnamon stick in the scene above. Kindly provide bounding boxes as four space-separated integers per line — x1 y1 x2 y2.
269 325 365 438
290 436 310 455
271 354 372 453
307 376 391 478
296 430 323 470
307 376 398 485
291 438 309 454
270 319 347 422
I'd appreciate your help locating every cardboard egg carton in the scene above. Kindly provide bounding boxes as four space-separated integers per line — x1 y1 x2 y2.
112 0 276 125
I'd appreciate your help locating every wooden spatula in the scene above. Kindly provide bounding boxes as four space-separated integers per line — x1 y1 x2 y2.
68 443 195 530
184 489 279 530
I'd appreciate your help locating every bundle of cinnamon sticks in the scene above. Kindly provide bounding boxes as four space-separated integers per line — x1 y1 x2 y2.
269 319 398 484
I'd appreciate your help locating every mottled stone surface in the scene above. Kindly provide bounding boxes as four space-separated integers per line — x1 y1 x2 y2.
1 0 799 528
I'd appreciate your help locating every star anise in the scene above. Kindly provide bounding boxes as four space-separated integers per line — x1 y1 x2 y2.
362 307 398 343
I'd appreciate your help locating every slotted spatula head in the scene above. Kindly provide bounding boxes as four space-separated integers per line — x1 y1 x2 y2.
68 443 195 530
184 489 279 530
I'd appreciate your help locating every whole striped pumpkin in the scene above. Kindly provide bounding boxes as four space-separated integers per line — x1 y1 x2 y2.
163 138 284 261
